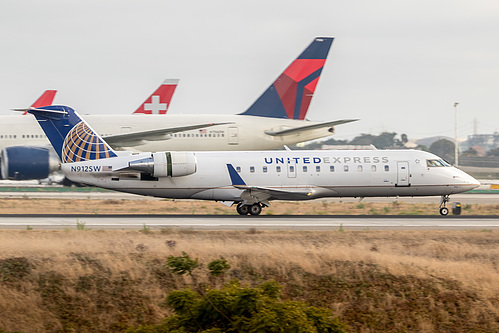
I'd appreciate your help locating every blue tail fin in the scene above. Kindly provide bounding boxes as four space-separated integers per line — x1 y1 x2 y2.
239 37 334 120
28 105 117 163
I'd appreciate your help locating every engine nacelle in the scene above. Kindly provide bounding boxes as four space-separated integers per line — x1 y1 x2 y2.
1 146 60 180
127 152 197 178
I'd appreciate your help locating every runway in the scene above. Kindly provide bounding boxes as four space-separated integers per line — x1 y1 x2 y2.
0 214 498 230
0 190 498 204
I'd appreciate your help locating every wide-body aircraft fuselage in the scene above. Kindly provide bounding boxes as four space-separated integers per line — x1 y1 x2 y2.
0 114 336 152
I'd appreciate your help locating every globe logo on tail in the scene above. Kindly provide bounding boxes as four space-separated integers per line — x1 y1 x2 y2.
62 122 115 163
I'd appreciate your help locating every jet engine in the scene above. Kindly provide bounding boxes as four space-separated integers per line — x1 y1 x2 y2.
0 146 60 180
126 152 197 177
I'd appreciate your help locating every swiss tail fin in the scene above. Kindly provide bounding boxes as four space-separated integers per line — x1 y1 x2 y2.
22 90 57 115
28 105 117 162
239 37 333 120
133 79 179 114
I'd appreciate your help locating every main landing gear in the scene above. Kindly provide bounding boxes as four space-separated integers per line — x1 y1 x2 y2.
439 195 450 216
236 203 262 216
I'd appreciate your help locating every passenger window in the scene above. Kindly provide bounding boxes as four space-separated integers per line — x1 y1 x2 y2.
236 166 241 173
276 166 281 172
384 165 389 172
316 166 321 172
263 166 267 173
303 166 308 172
330 165 335 172
371 165 377 172
358 165 363 172
250 166 255 173
344 165 349 172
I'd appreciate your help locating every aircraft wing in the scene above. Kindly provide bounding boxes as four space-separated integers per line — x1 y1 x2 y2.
226 163 314 205
264 119 358 136
104 122 234 148
237 185 314 201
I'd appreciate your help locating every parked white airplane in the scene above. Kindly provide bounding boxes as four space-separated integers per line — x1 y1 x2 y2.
1 37 356 180
0 79 179 180
25 105 480 216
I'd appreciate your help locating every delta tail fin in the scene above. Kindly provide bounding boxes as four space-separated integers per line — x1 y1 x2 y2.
133 79 179 114
27 105 117 162
22 90 57 115
239 37 333 120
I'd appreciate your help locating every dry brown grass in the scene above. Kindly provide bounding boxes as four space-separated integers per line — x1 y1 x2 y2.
0 229 497 332
0 197 498 215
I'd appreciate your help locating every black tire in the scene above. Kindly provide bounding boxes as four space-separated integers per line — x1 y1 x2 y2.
440 207 449 216
237 204 249 215
249 203 262 216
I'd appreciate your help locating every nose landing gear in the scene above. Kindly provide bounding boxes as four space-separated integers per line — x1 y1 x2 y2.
439 195 450 216
236 203 263 216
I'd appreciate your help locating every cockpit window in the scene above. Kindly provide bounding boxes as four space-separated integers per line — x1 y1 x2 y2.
426 159 451 167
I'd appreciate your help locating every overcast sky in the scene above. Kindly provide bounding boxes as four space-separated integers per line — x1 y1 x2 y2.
1 0 498 141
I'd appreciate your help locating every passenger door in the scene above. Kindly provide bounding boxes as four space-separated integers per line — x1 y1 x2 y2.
228 127 239 145
396 161 410 187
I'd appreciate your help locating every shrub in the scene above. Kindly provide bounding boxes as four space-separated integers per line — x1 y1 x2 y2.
0 257 32 282
128 280 346 333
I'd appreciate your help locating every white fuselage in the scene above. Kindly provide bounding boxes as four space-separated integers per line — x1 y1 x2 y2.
62 150 480 202
0 114 334 152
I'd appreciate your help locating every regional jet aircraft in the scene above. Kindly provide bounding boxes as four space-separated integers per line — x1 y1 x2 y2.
25 105 480 216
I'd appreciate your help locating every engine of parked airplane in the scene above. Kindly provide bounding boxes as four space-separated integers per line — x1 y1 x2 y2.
127 152 197 177
0 146 60 180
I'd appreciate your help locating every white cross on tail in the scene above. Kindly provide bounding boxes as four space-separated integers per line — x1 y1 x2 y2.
144 95 167 114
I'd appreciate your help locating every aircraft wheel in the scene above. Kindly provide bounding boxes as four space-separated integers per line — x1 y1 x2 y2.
249 203 262 216
236 204 249 215
439 207 449 216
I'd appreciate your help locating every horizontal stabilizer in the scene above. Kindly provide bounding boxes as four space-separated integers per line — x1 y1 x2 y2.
21 90 58 115
265 119 358 136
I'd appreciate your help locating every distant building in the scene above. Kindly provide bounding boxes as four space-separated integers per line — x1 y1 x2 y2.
462 132 499 153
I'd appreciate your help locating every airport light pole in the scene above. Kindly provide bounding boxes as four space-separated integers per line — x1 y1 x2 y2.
454 102 459 166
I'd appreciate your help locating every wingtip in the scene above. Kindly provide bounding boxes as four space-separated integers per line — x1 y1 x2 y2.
226 163 246 186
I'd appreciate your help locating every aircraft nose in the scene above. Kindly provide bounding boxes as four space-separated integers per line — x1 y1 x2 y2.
455 170 480 190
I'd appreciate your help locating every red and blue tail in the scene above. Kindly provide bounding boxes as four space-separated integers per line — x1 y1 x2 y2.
239 37 333 120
